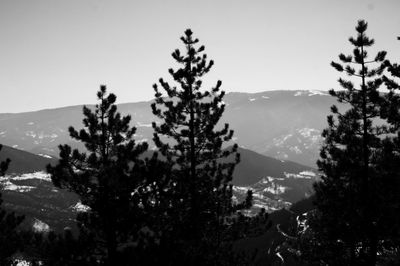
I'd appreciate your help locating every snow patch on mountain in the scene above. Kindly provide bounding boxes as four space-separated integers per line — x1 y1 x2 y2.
298 128 320 141
233 175 299 213
284 171 316 179
71 201 90 212
299 171 316 177
294 90 329 97
25 131 36 138
38 154 52 159
3 171 51 182
273 134 293 146
0 171 53 192
14 259 31 266
0 180 35 192
262 185 287 195
233 169 317 214
33 218 50 233
289 146 302 154
265 128 322 166
308 90 329 96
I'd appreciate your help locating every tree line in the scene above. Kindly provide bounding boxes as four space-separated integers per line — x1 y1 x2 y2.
0 20 399 265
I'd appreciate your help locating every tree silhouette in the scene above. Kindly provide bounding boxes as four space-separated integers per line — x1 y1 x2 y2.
0 144 25 265
47 86 151 265
305 20 395 265
378 36 400 265
21 229 96 266
151 29 252 265
382 37 400 129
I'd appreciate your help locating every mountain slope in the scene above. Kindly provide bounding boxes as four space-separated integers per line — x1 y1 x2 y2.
232 147 317 213
0 144 57 174
0 146 317 232
233 147 314 186
0 90 341 167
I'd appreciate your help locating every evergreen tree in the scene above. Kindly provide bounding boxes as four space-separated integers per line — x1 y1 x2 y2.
382 38 400 129
305 20 392 265
22 229 96 266
378 37 400 265
47 86 151 265
0 144 25 265
151 29 252 265
0 146 10 176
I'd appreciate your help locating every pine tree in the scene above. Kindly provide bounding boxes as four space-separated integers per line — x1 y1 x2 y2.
378 37 400 265
382 38 400 129
151 29 251 264
22 229 96 266
0 144 25 265
0 146 10 177
47 86 151 265
307 20 391 265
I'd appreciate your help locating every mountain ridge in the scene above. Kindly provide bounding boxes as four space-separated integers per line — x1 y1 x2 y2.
0 90 340 167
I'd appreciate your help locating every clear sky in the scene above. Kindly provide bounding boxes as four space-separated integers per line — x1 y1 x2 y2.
0 0 399 113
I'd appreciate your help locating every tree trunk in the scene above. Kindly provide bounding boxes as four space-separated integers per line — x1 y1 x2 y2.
187 42 199 241
105 217 117 265
368 230 378 266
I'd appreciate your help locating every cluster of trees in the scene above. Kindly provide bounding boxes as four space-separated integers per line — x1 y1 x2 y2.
291 20 400 265
8 29 262 265
0 21 399 265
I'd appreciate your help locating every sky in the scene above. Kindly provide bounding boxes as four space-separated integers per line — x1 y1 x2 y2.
0 0 399 113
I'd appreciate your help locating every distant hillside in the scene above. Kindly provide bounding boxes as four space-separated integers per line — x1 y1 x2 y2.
233 147 314 186
0 146 316 233
0 90 343 167
232 147 317 213
0 144 57 174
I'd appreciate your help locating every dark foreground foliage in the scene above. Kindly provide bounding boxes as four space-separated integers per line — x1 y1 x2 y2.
288 20 400 266
0 145 25 265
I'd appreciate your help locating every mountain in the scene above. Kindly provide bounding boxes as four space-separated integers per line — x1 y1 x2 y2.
0 146 316 232
0 90 344 167
233 148 317 214
0 144 57 174
1 172 79 233
221 90 344 167
0 145 77 232
232 147 314 186
232 147 316 213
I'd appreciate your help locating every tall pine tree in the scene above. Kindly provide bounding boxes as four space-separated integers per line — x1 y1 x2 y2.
307 20 391 265
151 29 251 265
378 37 400 264
47 86 151 265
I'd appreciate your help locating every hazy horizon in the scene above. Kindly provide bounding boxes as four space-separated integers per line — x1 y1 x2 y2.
0 89 329 114
1 0 399 113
